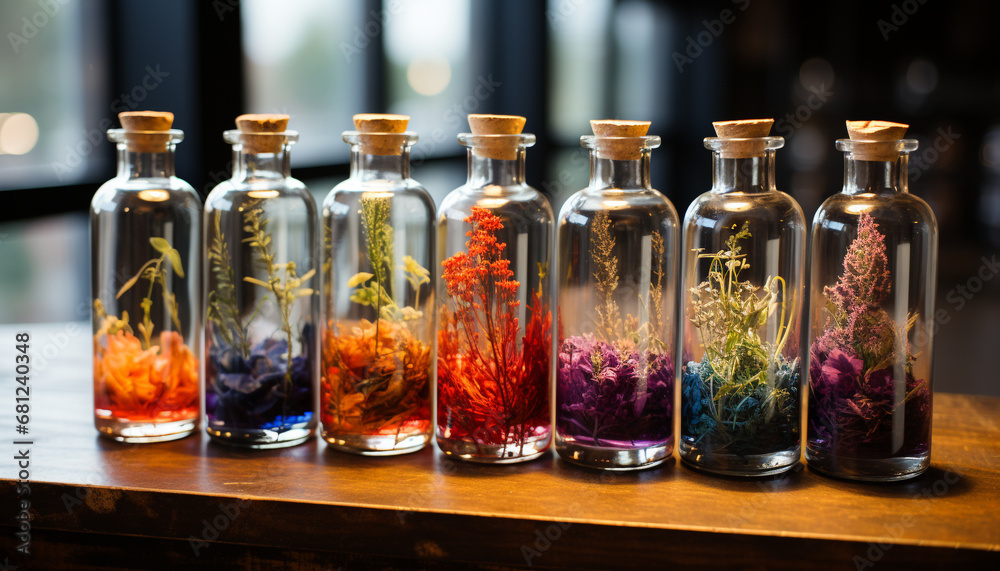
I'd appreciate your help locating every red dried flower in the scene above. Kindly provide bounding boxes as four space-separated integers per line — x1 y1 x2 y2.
438 207 549 454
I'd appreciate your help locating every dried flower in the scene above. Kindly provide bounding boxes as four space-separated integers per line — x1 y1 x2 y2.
207 324 314 430
94 235 197 421
557 335 672 446
322 194 432 441
322 318 430 438
438 207 550 454
810 213 930 457
95 330 198 420
682 224 799 455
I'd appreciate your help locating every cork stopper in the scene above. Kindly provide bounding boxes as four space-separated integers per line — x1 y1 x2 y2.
353 113 409 156
845 120 910 161
712 119 774 159
118 111 174 152
235 114 290 154
589 120 651 160
467 114 526 160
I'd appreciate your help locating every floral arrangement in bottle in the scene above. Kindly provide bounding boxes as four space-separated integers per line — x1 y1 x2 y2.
206 202 315 430
809 213 930 457
321 196 431 443
93 237 199 421
681 223 799 454
437 207 550 455
557 211 673 447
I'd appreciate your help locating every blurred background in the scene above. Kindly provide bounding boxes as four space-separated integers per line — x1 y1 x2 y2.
1 0 998 394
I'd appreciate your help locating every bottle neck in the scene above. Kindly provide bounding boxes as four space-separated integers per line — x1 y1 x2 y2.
233 146 292 182
117 147 175 180
466 149 525 189
350 147 410 182
711 152 775 194
843 155 908 195
590 152 650 191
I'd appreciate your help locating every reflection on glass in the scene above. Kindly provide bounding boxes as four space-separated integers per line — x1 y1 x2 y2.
242 0 365 166
385 0 471 160
0 1 106 189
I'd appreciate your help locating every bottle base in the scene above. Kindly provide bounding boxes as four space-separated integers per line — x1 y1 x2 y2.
806 446 929 482
323 431 430 456
555 435 671 471
207 424 315 449
680 441 799 477
437 434 550 464
95 417 197 443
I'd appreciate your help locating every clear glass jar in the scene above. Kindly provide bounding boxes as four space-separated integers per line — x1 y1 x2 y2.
680 130 806 476
807 132 936 481
91 116 202 442
203 117 319 448
320 125 434 455
436 119 553 463
555 126 679 470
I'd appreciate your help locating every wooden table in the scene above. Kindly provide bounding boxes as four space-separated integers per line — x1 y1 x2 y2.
1 323 999 569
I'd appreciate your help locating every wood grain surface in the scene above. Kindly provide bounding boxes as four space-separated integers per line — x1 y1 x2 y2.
0 323 998 569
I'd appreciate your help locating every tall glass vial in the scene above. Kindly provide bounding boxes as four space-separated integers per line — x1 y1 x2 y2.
321 114 434 455
436 114 553 463
204 114 319 448
91 111 201 442
807 121 936 481
680 119 805 476
555 120 678 470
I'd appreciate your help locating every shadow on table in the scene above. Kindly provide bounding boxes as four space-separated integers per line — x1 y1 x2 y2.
669 459 821 493
806 464 974 499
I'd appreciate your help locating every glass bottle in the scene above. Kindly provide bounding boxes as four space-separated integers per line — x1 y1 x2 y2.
204 114 319 448
321 114 434 455
555 120 679 470
91 111 201 442
436 114 553 463
807 120 936 481
680 119 806 476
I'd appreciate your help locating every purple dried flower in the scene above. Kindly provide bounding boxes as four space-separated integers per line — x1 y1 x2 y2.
557 335 673 448
818 349 863 396
810 213 931 459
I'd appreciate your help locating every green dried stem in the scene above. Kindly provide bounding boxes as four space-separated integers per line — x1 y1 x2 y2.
207 211 253 358
591 210 622 342
347 196 429 324
114 237 184 350
689 222 794 430
241 199 316 402
649 230 666 345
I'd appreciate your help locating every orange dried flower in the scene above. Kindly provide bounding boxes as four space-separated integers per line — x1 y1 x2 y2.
322 319 431 437
94 330 199 421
